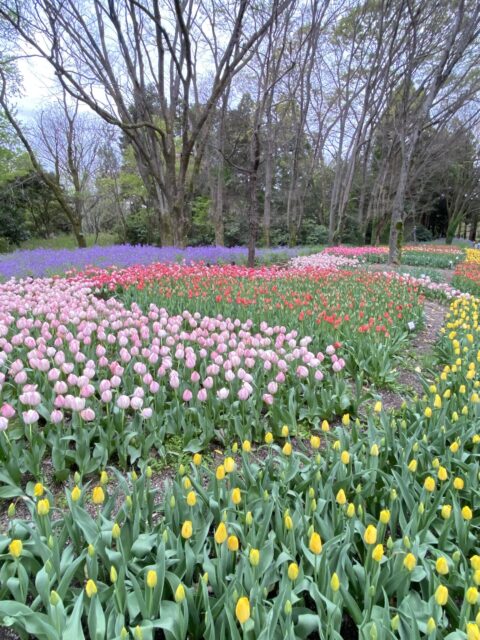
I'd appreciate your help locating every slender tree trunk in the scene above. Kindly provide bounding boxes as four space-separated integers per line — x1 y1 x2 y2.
469 213 478 242
263 110 274 247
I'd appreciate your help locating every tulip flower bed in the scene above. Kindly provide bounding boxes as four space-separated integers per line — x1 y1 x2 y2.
323 245 465 270
92 263 426 385
453 263 480 297
0 292 479 639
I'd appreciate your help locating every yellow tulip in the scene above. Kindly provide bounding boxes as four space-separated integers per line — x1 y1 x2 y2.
174 583 186 602
424 407 432 418
466 587 479 605
321 419 330 432
146 570 157 589
310 435 321 449
33 482 44 497
309 531 322 555
92 486 105 505
373 401 382 413
85 579 97 598
408 459 417 472
403 553 416 572
435 584 448 606
462 505 473 521
264 432 273 444
71 486 81 502
441 504 452 519
224 457 235 473
372 544 384 562
227 535 239 552
37 498 50 516
193 453 202 466
214 522 228 544
288 562 299 581
282 442 292 456
454 477 465 490
242 440 251 453
370 443 379 457
379 509 390 524
179 518 192 539
437 466 448 481
186 491 196 506
281 425 289 437
342 414 350 426
336 489 347 505
249 548 260 566
340 451 350 464
346 503 355 518
100 470 108 485
231 488 242 505
424 476 435 492
364 525 377 545
330 572 340 591
112 523 121 539
235 597 250 624
466 623 480 640
435 556 449 575
284 514 293 530
471 555 480 570
216 465 225 480
8 539 22 558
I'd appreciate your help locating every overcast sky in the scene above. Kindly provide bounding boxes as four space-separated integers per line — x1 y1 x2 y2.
17 55 57 120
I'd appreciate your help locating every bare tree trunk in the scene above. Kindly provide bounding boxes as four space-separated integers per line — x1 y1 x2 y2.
263 105 274 247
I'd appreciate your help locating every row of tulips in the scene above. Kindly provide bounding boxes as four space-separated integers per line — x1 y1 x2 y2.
452 263 480 297
91 264 425 385
0 293 479 638
0 276 363 484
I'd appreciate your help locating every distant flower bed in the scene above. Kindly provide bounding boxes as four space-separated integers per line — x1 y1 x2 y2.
452 262 480 296
466 249 480 264
0 245 306 279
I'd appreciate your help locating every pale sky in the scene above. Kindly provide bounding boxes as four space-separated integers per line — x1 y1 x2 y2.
17 55 60 120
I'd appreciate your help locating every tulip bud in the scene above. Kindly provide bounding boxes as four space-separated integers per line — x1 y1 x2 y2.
48 535 54 549
120 629 129 640
131 470 138 481
88 544 95 557
386 536 393 550
126 495 132 510
170 496 176 509
403 536 410 549
134 626 143 640
263 490 269 501
284 600 292 615
45 559 53 574
390 489 397 501
146 466 152 479
7 503 15 518
179 464 186 476
418 502 425 514
368 585 375 597
50 590 60 606
245 511 253 526
453 550 461 564
110 566 118 583
391 615 399 631
426 618 436 634
74 471 81 484
369 623 377 640
162 529 168 543
202 572 208 584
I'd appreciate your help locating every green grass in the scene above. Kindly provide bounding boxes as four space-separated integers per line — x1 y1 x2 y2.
19 233 117 250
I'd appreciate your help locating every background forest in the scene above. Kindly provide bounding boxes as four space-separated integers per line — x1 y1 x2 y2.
0 0 479 263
